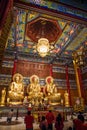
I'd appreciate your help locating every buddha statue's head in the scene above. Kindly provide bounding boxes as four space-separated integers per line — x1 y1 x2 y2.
13 73 23 83
15 76 20 83
30 75 39 84
46 76 54 85
33 77 38 84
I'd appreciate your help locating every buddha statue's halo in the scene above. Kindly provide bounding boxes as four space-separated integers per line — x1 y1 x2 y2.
30 75 39 83
46 76 54 84
13 73 23 83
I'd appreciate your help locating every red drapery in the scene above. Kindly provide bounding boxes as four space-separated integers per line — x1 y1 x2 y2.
65 66 71 106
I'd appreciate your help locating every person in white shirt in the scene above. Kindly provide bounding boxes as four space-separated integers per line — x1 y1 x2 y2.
7 109 14 123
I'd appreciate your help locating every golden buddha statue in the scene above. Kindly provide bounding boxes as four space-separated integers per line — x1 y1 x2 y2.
8 73 24 105
46 76 56 96
64 91 70 107
46 76 61 105
0 87 6 106
27 75 43 100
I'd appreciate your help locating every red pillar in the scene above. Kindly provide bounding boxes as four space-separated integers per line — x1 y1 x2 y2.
12 59 17 76
65 66 71 106
12 52 18 77
50 64 53 77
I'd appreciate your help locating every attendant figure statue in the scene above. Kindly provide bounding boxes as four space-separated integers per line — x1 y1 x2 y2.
64 91 70 107
23 96 29 105
1 87 6 106
8 73 24 105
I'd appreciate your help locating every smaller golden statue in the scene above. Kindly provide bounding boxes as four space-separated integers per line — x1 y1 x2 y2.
23 96 29 105
0 87 6 106
8 73 24 105
64 91 70 107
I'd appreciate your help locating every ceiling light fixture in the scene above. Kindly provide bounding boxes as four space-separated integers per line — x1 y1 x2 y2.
37 38 50 57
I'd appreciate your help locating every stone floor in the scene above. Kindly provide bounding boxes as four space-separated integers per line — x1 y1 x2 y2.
0 114 87 130
0 115 74 130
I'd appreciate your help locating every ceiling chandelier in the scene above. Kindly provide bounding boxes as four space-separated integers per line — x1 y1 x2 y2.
37 38 50 57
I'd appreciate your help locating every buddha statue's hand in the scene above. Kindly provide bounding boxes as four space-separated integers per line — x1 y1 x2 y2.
48 93 50 96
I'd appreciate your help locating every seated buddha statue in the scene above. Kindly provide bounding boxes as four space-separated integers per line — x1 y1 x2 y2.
46 76 56 96
8 73 24 105
27 75 43 99
46 76 61 105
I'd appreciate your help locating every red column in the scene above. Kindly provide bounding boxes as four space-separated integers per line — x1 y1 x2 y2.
50 64 53 76
12 52 18 77
65 66 71 106
12 59 17 76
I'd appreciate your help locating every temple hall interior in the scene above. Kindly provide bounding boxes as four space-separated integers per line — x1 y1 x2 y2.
0 0 87 130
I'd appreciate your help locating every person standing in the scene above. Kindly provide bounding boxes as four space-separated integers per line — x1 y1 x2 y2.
46 110 54 130
7 109 14 123
77 111 84 123
55 113 64 130
24 111 34 130
39 116 48 130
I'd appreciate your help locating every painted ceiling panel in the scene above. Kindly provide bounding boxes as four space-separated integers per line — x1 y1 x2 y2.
6 4 87 65
66 28 87 51
19 0 87 11
57 0 87 10
17 0 87 20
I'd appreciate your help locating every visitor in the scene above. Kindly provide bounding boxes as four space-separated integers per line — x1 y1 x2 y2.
77 111 84 123
7 109 14 123
55 113 64 130
68 126 72 130
39 116 48 130
24 111 34 130
73 111 84 130
46 110 54 130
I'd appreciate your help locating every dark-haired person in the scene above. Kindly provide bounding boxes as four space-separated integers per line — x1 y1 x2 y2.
46 110 54 130
55 113 64 130
24 111 34 130
77 111 84 123
7 109 14 123
39 116 48 130
73 111 85 130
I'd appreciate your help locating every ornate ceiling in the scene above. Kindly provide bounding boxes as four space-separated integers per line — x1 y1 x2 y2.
4 0 87 66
